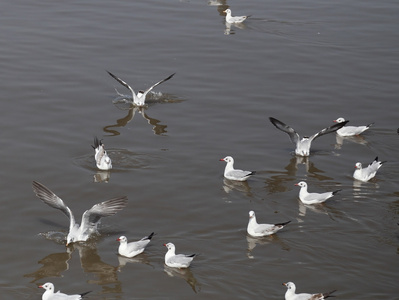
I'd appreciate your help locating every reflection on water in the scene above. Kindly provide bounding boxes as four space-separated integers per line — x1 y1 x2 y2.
24 243 120 293
163 265 201 293
104 92 184 136
246 234 290 259
116 253 153 272
222 178 253 196
93 170 111 183
335 134 369 150
264 156 333 194
24 251 72 283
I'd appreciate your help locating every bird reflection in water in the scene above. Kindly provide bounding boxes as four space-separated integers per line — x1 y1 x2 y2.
222 178 253 197
246 234 290 259
163 265 201 293
264 156 332 194
334 134 369 150
116 253 153 272
104 92 183 136
93 170 111 183
24 243 121 294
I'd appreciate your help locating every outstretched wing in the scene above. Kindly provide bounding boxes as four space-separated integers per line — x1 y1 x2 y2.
310 120 349 141
107 71 137 100
141 73 176 99
81 196 128 229
269 117 300 145
32 181 75 228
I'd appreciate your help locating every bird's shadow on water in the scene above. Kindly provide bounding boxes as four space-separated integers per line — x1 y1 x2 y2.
103 92 184 137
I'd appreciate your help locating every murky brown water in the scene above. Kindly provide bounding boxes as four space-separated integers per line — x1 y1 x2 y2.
1 0 399 299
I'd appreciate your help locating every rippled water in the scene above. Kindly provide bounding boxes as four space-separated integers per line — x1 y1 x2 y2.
1 0 399 299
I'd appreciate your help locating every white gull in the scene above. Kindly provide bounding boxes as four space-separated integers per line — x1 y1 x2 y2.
117 233 154 258
107 70 175 107
220 156 255 181
353 156 385 182
269 117 348 156
247 210 291 237
223 8 250 23
164 242 197 269
92 136 112 170
32 181 128 246
295 181 340 205
39 282 91 300
334 117 373 136
283 282 336 300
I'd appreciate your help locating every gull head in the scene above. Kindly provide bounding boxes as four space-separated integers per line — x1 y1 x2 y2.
163 242 175 251
355 162 362 169
220 156 233 163
295 181 307 188
223 8 231 14
117 236 127 243
282 282 295 291
334 117 346 123
39 282 54 292
249 210 255 218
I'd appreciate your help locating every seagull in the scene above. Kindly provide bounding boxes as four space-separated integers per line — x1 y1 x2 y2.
32 181 128 246
295 181 340 205
117 233 155 258
353 156 385 182
247 211 291 237
223 8 250 23
92 136 112 171
219 156 255 181
269 117 349 156
283 282 336 300
107 70 175 107
39 282 91 300
333 117 374 136
164 242 197 269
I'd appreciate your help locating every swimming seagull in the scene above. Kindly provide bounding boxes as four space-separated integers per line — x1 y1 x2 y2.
32 181 128 246
269 117 349 156
39 282 91 300
295 181 341 205
92 136 112 170
164 242 197 268
247 210 291 237
223 8 250 23
353 156 385 182
333 117 374 136
283 282 336 300
220 156 255 181
117 233 155 258
107 70 175 107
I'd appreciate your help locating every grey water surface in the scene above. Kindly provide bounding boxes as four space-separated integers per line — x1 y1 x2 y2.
1 0 399 299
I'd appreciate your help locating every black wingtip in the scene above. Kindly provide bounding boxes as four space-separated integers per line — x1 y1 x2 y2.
324 289 337 298
332 189 342 195
80 291 92 297
276 220 291 227
147 232 155 240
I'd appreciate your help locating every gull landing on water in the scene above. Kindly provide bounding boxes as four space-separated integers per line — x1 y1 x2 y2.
220 156 255 181
107 70 175 107
92 136 112 170
269 117 349 156
283 282 336 300
334 117 374 136
223 8 250 23
32 181 128 246
295 181 341 205
247 211 291 237
164 242 197 269
353 156 385 182
117 233 155 258
39 282 91 300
